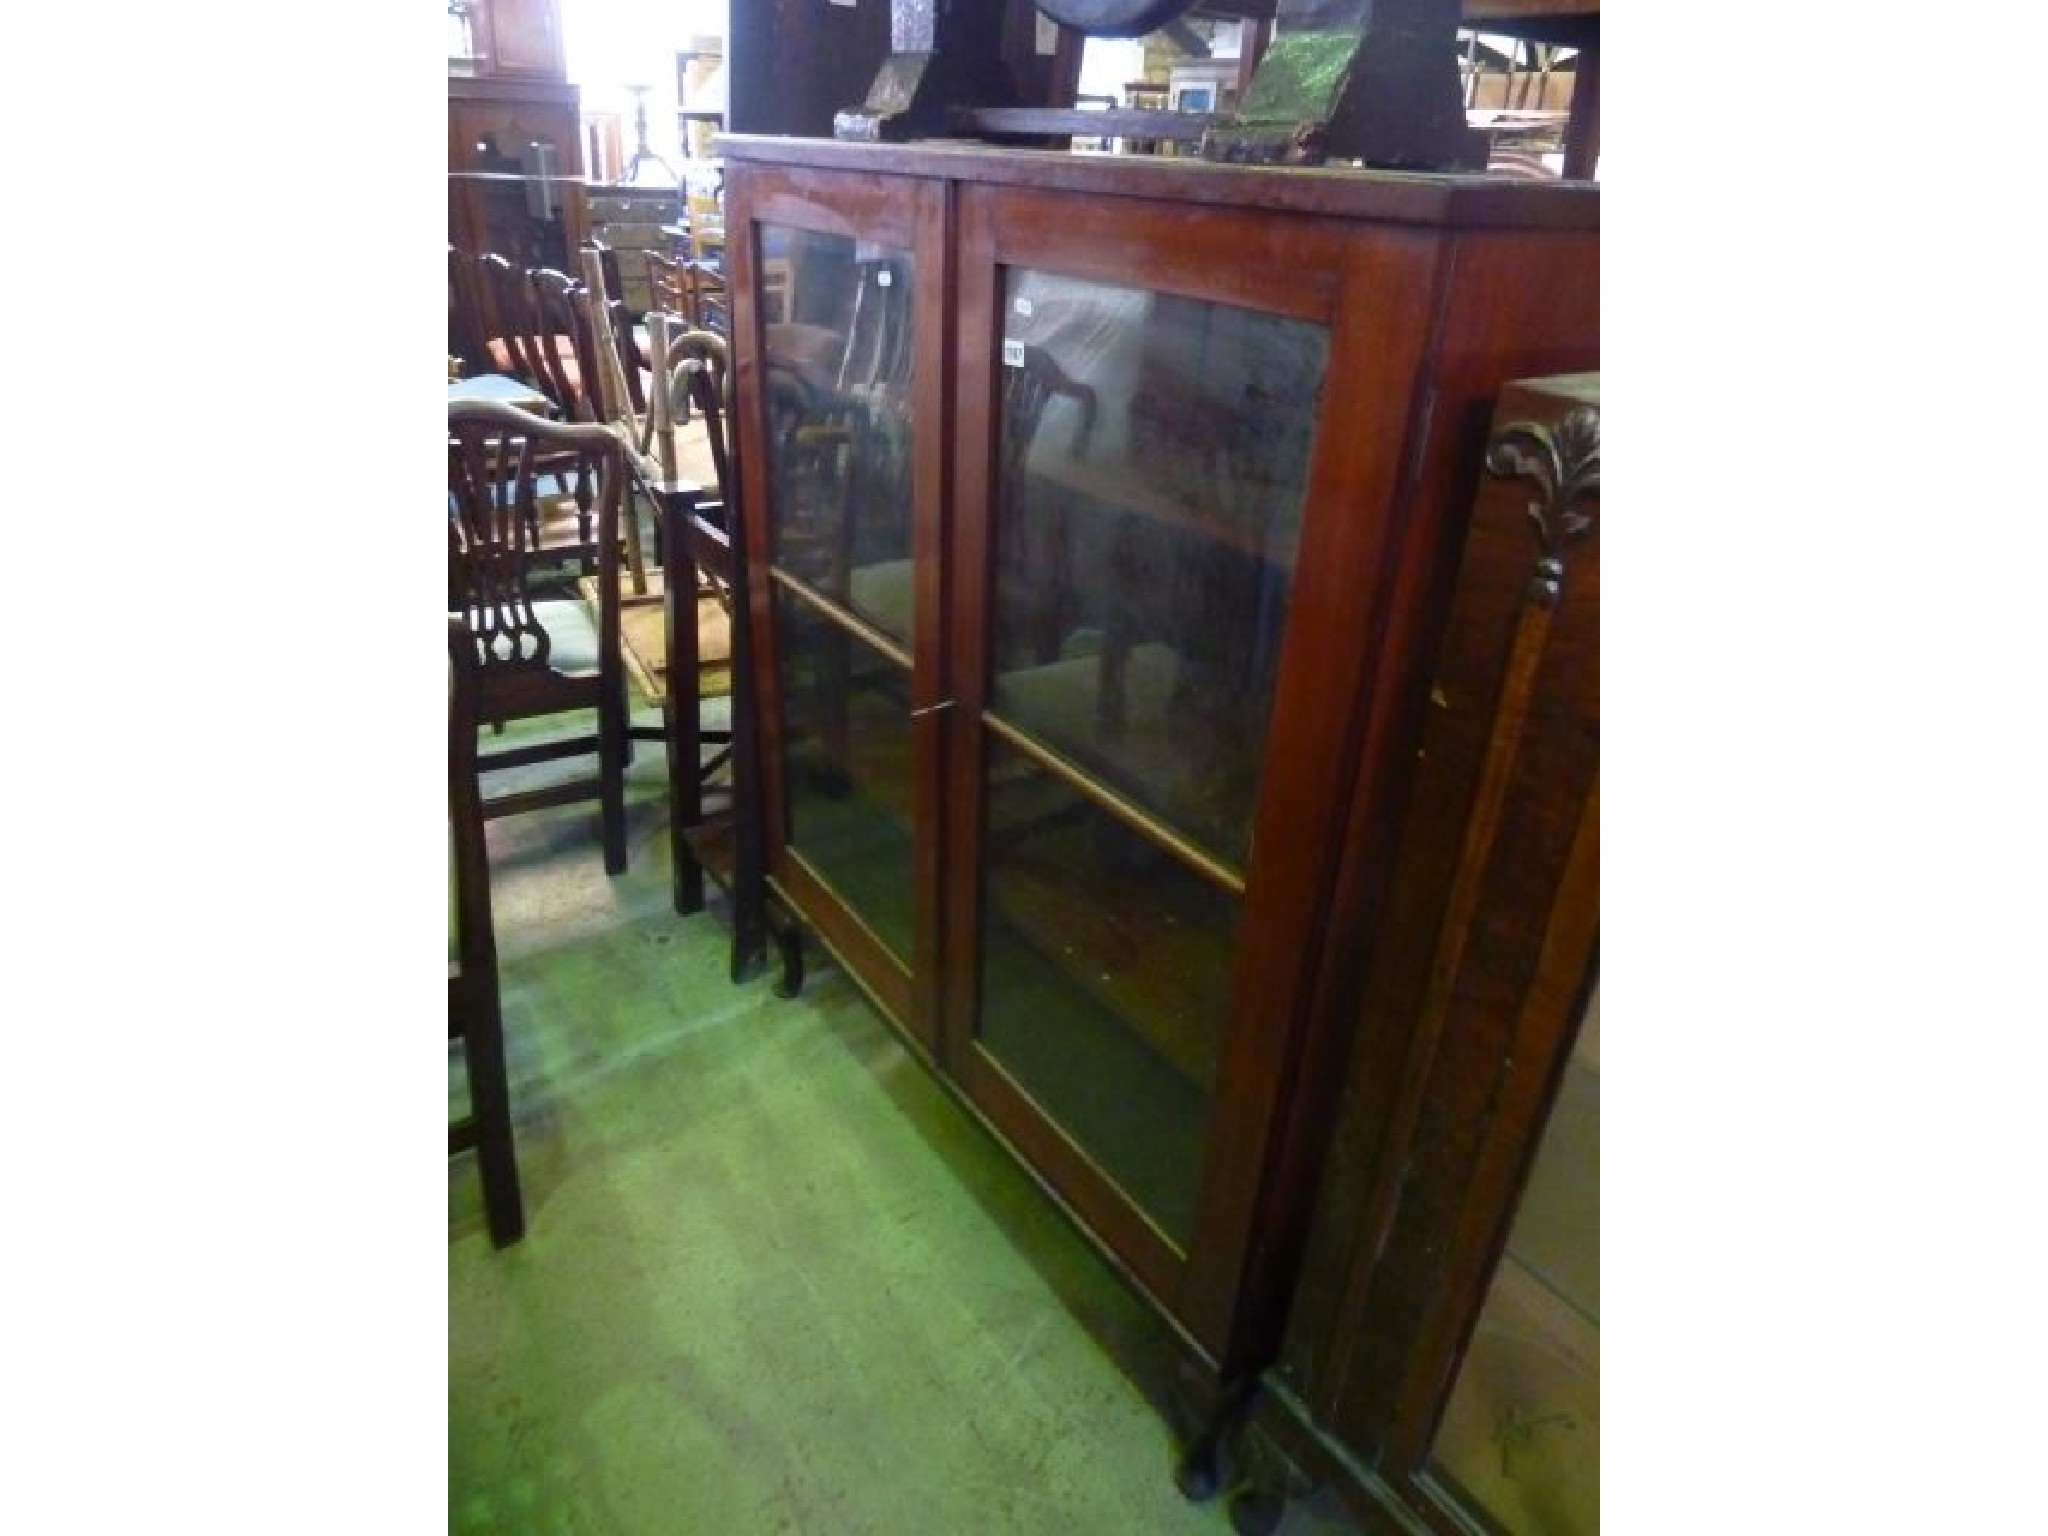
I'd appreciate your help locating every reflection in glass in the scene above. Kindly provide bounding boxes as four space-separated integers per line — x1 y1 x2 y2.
774 586 916 965
760 226 917 649
1432 986 1600 1534
977 742 1239 1245
986 271 1329 870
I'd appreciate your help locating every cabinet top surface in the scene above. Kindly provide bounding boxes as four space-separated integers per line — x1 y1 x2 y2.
1505 372 1601 411
718 135 1598 231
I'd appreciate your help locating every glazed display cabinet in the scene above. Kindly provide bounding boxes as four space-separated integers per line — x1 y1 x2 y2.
722 136 1597 1418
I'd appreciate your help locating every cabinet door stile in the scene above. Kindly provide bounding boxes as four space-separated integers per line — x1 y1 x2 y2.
727 165 788 868
1177 227 1453 1366
936 184 1004 1080
908 180 955 1045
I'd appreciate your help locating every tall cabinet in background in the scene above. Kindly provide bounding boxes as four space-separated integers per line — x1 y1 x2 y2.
448 0 586 270
722 135 1597 1465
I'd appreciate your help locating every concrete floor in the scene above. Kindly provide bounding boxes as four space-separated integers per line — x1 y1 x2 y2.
450 708 1287 1533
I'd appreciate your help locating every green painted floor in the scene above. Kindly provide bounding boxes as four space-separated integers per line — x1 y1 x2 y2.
450 707 1277 1533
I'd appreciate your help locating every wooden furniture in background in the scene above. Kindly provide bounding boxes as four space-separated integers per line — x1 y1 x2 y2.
448 0 584 272
723 135 1596 1483
570 315 742 920
456 0 567 79
587 186 682 315
1227 374 1600 1536
681 191 728 333
449 614 524 1249
644 250 693 324
1462 0 1600 178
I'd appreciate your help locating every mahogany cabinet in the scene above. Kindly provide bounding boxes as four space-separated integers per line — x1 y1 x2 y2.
721 136 1597 1417
1235 374 1601 1535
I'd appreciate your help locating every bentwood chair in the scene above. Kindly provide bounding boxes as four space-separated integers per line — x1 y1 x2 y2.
566 316 740 915
553 302 772 974
449 400 629 874
641 328 779 980
449 615 523 1248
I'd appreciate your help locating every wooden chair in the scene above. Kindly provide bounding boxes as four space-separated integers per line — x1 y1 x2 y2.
449 245 491 377
449 615 523 1248
449 400 630 874
578 319 742 919
644 249 692 322
641 328 778 977
475 254 578 413
557 289 774 973
524 267 595 420
682 190 728 332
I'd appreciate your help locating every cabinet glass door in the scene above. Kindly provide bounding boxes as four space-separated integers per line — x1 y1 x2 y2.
973 269 1329 1247
1429 988 1600 1534
761 226 920 971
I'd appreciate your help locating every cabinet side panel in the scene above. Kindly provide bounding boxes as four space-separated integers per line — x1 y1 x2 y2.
1282 357 1599 1471
1278 234 1597 1416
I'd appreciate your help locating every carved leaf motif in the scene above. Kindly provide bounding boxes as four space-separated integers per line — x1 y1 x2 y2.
1484 405 1600 599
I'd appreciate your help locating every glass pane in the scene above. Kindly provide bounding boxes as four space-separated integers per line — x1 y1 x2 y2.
774 586 916 965
761 226 917 650
986 271 1328 870
1432 986 1600 1535
977 741 1239 1245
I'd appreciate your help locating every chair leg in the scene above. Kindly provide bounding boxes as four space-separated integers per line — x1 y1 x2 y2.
600 689 628 877
771 908 804 999
664 696 704 916
659 492 705 914
461 981 526 1248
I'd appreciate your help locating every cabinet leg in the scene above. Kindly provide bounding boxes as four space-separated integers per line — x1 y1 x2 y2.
771 910 804 999
1174 1376 1257 1503
1227 1489 1286 1536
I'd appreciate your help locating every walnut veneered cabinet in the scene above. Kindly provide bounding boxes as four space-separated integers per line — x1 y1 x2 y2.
721 135 1598 1399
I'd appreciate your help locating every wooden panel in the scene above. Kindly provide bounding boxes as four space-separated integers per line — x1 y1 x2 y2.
982 185 1345 322
485 0 565 78
1272 376 1600 1523
721 134 1601 232
448 79 587 262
